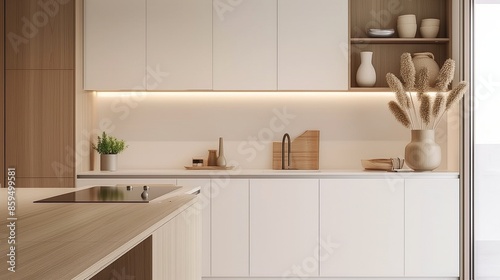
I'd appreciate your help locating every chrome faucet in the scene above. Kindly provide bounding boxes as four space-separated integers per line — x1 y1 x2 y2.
282 133 291 170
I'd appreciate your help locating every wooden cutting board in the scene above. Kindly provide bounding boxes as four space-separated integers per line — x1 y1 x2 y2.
272 130 319 170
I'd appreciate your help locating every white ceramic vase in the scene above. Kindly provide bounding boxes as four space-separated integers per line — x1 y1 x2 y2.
100 154 117 171
217 137 226 167
404 130 441 171
412 52 440 86
356 51 376 87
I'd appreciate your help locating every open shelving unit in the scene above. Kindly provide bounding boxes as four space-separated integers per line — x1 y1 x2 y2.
349 0 452 90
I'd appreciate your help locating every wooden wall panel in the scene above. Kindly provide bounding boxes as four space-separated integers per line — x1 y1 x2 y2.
5 0 75 69
13 177 74 188
5 70 75 185
1 0 5 187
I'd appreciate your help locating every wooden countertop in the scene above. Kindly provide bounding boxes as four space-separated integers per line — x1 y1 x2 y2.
0 187 198 279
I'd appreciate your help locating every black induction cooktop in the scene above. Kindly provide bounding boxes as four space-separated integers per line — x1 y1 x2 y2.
34 184 182 203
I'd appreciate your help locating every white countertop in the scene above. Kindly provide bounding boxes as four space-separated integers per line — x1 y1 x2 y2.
77 168 459 179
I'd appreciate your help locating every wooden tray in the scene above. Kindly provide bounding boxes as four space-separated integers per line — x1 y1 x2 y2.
184 166 234 170
361 158 404 171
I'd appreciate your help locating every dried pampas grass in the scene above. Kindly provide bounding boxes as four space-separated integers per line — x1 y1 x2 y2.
446 81 468 109
386 53 468 130
415 68 429 94
388 101 411 128
420 94 431 127
435 59 455 91
400 53 416 91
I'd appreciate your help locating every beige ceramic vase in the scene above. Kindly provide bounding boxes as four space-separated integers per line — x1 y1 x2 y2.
405 130 441 171
412 52 440 86
100 154 117 171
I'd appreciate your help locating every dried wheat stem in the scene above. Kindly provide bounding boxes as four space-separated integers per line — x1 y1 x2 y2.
435 59 455 91
434 81 468 127
432 93 445 128
388 101 411 128
420 94 431 129
415 68 429 94
400 53 416 91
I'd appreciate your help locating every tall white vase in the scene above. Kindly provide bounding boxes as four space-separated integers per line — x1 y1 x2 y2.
356 51 376 87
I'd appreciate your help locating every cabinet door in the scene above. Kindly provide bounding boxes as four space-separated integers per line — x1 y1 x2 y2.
211 178 249 276
278 0 348 90
6 70 75 187
147 0 211 90
405 179 459 277
320 179 404 276
5 0 75 70
250 179 319 277
84 0 146 90
176 179 211 277
213 0 277 90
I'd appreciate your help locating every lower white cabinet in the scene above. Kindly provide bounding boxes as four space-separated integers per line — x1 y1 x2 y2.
249 179 319 277
211 179 249 276
319 179 405 276
176 179 211 277
405 179 459 277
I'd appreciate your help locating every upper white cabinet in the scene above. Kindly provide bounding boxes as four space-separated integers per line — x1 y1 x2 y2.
320 179 405 276
85 0 212 90
211 179 249 277
147 0 212 90
405 179 459 277
213 0 278 90
84 0 146 90
278 0 348 90
249 179 319 277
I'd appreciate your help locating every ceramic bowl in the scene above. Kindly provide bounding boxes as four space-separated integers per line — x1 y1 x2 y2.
420 26 439 38
397 23 417 38
421 18 440 26
397 14 417 24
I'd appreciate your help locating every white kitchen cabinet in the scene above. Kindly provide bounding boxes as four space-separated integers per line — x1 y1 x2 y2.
211 179 249 276
278 0 348 90
84 0 146 90
176 179 211 277
319 179 405 276
405 179 459 277
249 179 319 277
147 0 212 90
213 0 277 90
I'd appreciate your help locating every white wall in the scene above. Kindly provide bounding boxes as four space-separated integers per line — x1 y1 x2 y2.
86 91 451 170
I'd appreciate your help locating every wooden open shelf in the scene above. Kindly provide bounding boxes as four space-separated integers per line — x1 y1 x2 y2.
349 0 452 90
351 38 450 44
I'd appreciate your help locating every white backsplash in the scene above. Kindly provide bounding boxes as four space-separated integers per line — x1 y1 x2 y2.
87 91 452 170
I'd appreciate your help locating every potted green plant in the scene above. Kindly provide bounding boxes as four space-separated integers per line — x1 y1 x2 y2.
92 132 127 171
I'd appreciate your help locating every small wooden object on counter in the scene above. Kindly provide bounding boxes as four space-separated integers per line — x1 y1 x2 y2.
207 150 217 166
272 130 319 170
184 166 234 170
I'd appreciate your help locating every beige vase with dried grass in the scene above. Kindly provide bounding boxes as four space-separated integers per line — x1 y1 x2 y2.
386 53 468 171
405 130 441 171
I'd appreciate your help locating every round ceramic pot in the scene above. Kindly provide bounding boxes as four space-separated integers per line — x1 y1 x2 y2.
405 130 441 171
412 52 440 86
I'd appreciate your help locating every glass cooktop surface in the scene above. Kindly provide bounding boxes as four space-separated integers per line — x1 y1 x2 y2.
34 184 182 203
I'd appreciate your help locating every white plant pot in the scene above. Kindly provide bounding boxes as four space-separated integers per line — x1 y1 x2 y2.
100 154 117 171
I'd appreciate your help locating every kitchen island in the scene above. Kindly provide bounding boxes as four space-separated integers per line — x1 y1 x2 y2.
0 186 200 279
